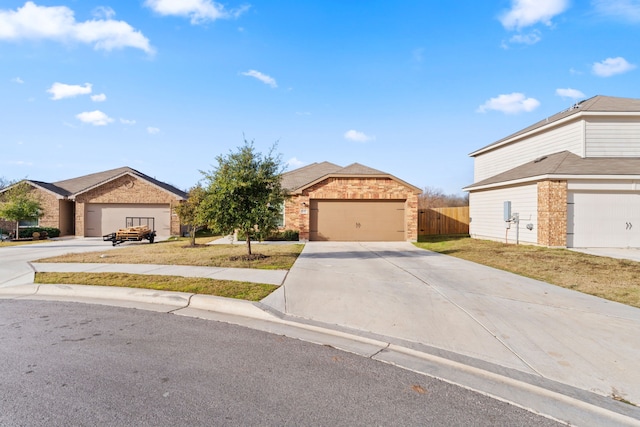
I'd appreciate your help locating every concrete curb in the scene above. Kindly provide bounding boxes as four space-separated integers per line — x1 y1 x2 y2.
2 284 639 425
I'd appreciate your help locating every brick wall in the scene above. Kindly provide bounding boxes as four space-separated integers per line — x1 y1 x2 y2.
75 175 182 236
36 188 61 230
537 180 567 247
0 186 61 235
283 177 419 241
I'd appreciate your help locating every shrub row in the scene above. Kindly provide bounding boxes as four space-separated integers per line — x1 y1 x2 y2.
18 227 61 239
237 229 299 242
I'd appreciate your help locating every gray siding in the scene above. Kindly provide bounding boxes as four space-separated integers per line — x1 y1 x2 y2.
474 120 583 182
585 118 640 157
469 184 538 244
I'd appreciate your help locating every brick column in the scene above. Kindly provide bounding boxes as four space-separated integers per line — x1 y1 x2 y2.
405 193 419 241
537 180 567 247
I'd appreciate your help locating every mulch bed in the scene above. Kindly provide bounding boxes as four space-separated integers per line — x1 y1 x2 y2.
229 254 268 262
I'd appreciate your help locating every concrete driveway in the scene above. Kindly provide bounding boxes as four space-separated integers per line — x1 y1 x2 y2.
0 238 122 288
264 241 640 405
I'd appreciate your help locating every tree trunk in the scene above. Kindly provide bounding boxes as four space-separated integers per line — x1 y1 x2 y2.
246 233 252 255
189 226 196 247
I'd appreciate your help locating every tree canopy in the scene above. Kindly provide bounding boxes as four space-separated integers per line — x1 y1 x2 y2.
174 183 207 247
200 140 286 255
0 181 44 237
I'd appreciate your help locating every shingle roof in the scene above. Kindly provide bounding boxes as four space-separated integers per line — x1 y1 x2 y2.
464 151 640 190
3 167 187 200
471 95 640 156
281 162 342 191
281 161 421 193
52 166 187 199
26 180 71 197
337 163 387 175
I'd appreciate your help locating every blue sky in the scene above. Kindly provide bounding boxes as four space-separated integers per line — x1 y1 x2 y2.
2 0 639 195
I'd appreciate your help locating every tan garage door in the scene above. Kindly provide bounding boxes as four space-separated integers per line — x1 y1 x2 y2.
85 204 171 237
310 200 405 241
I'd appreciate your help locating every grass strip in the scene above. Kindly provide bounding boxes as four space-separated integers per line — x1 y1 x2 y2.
414 236 640 308
35 272 278 301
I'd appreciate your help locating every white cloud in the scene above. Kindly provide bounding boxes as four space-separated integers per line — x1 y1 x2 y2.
147 126 160 134
120 118 136 125
11 77 24 84
241 70 277 88
592 0 640 22
508 30 541 45
47 82 92 100
500 0 570 30
477 93 541 114
91 93 106 102
144 0 249 25
556 88 586 99
295 111 311 116
0 2 154 54
76 110 113 126
92 6 116 20
592 56 636 77
286 157 305 169
344 130 375 142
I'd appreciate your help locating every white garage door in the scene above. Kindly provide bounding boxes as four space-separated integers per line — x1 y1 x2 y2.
85 204 171 237
568 192 640 248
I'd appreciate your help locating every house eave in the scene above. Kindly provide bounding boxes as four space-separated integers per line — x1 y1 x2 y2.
469 110 640 158
71 171 186 201
464 173 640 191
0 180 67 200
292 173 422 195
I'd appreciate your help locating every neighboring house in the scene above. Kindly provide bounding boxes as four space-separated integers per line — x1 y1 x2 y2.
0 167 186 237
281 162 421 241
463 95 640 248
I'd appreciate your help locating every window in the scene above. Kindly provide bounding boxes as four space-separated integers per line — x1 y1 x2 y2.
18 218 39 228
275 203 285 228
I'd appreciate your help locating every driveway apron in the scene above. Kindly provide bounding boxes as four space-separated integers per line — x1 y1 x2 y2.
275 241 640 404
0 239 118 287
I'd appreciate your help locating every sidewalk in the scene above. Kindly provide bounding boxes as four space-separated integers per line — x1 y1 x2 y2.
31 262 287 286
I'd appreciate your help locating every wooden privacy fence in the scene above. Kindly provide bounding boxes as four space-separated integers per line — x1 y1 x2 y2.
418 206 469 236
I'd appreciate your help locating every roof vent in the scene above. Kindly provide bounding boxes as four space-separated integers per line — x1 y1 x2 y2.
533 155 548 163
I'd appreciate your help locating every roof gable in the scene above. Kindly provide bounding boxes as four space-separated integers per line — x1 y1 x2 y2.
282 161 421 194
281 162 342 191
53 167 187 199
464 151 640 190
0 180 70 199
471 95 640 156
337 163 387 175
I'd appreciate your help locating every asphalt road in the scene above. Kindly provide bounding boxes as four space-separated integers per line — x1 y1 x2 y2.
0 300 561 427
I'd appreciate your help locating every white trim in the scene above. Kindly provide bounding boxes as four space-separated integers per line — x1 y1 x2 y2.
581 119 586 158
464 174 640 191
292 173 422 195
469 111 640 157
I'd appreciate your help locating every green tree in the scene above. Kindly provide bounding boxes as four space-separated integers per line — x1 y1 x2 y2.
200 140 286 255
174 183 207 247
0 181 44 238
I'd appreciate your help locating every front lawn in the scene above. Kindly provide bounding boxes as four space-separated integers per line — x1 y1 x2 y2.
36 235 304 270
